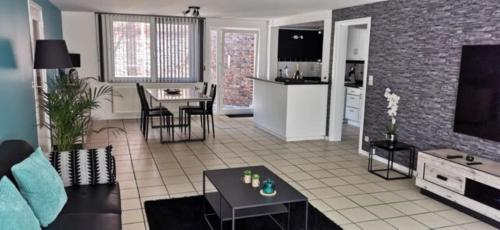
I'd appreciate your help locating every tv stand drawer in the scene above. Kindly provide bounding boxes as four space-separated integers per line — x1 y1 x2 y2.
424 163 465 194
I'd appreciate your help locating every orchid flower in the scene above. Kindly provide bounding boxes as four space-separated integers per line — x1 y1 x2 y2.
384 88 399 134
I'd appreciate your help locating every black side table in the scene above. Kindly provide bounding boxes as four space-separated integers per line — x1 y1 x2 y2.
368 140 416 180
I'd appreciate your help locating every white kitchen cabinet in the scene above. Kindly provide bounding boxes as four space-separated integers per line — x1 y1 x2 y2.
344 87 362 127
346 27 368 61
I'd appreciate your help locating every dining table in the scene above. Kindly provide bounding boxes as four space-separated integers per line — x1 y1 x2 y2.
145 87 212 143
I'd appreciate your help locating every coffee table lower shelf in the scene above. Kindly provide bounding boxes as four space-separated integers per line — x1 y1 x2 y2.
204 192 289 221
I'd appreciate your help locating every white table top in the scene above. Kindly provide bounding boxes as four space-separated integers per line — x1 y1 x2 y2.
145 87 211 102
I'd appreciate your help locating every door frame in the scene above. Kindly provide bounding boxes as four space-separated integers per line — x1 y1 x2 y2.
211 28 260 115
28 1 51 150
328 17 372 154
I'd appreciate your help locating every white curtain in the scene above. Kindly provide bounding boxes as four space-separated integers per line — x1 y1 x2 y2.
98 13 203 83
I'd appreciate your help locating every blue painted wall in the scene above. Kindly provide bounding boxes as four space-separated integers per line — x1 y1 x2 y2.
33 0 63 39
0 0 62 146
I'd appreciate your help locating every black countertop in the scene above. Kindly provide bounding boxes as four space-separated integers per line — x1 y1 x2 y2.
247 77 328 85
345 82 363 88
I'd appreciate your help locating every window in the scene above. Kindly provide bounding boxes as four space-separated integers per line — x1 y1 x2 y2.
113 21 151 79
98 14 203 83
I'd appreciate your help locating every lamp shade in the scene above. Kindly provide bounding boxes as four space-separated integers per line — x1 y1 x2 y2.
69 53 81 68
34 40 73 69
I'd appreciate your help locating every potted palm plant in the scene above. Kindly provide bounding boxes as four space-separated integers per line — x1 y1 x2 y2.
40 73 121 151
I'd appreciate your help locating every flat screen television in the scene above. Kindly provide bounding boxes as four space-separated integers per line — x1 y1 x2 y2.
453 45 500 142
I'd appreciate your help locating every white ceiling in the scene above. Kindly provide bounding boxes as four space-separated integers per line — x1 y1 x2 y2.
50 0 385 19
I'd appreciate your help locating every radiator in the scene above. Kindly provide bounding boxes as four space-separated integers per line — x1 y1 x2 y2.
112 86 141 113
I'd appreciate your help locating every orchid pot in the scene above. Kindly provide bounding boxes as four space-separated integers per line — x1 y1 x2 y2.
386 133 397 142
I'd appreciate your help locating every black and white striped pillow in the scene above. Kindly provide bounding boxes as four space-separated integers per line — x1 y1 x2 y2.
48 146 116 187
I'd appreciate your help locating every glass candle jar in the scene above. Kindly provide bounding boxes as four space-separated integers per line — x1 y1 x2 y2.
243 170 252 184
262 179 275 194
252 174 260 188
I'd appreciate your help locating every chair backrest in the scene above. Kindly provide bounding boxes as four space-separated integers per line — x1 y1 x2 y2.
207 84 217 113
138 85 150 111
202 82 208 95
136 83 145 111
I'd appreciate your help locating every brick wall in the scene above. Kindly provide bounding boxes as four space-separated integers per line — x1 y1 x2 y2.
222 32 256 107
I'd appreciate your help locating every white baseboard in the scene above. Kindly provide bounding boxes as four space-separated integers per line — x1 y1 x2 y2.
254 124 287 140
254 124 326 142
285 135 327 142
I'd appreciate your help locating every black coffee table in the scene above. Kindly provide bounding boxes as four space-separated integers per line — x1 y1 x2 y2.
203 166 308 230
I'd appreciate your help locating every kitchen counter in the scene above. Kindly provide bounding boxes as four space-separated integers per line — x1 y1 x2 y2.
247 77 328 85
250 77 328 141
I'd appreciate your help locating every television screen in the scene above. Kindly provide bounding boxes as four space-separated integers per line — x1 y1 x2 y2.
453 45 500 142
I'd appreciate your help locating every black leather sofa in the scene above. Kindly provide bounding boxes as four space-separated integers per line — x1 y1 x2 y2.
0 140 122 230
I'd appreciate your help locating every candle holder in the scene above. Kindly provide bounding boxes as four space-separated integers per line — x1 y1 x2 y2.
260 178 277 197
243 170 252 184
251 174 260 188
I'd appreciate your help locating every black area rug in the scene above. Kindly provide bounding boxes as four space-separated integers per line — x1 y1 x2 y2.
226 114 254 118
145 196 341 230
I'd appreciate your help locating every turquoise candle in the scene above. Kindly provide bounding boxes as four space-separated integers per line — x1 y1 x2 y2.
262 179 275 194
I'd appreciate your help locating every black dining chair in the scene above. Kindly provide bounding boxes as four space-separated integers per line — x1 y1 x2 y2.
179 82 208 132
137 84 174 141
136 83 168 134
185 84 216 139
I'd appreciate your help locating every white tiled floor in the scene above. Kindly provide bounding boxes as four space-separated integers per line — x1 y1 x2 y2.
87 117 496 230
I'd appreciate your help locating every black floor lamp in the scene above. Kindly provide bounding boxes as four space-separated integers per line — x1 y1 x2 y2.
69 53 81 77
33 39 73 72
33 39 73 148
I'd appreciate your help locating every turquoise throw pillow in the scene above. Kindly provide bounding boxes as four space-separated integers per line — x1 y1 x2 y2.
0 176 40 230
12 147 67 227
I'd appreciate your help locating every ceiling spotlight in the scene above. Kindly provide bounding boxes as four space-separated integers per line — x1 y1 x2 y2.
183 6 200 17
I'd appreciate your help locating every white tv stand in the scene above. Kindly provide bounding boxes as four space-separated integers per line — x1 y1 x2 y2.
416 149 500 227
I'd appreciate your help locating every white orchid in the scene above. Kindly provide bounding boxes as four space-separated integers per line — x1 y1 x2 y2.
384 88 399 135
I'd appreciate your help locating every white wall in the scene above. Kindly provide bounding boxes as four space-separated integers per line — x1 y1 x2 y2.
62 12 117 120
62 12 99 80
268 10 332 81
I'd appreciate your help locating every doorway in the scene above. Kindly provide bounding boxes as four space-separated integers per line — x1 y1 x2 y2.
28 1 50 151
329 17 371 154
210 29 259 115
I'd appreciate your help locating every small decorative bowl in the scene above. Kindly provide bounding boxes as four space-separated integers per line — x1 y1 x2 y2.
165 89 181 94
465 155 475 162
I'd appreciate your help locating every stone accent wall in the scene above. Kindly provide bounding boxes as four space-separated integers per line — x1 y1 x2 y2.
331 0 500 165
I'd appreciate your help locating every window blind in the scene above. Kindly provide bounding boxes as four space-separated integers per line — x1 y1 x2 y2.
97 13 203 83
